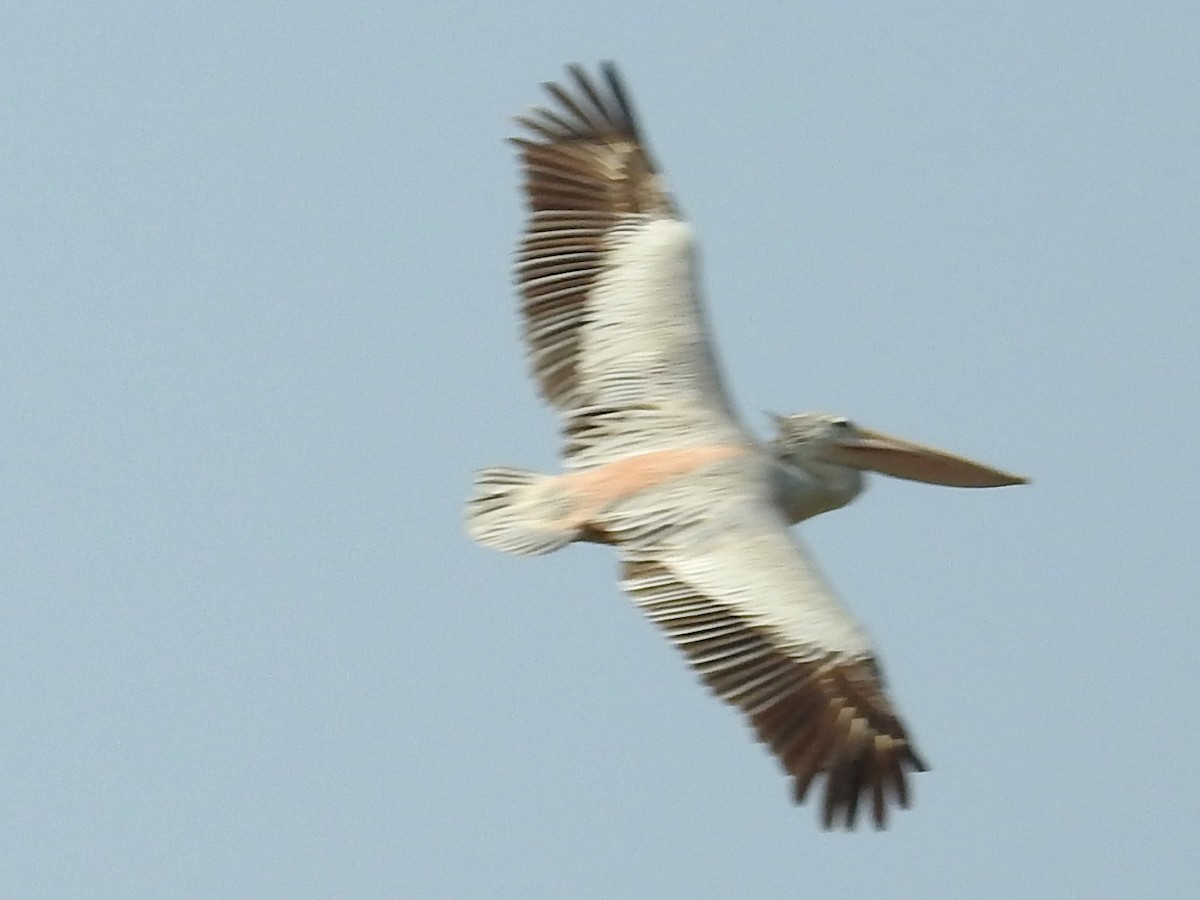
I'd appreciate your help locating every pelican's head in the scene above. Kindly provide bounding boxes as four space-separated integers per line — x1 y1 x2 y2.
770 412 1028 488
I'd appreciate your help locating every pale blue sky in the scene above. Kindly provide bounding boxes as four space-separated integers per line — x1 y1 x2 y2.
3 2 1198 897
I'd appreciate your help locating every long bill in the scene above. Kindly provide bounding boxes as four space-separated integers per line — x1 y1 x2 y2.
824 428 1028 488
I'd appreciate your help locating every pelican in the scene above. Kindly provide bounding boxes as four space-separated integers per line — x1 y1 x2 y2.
466 63 1026 829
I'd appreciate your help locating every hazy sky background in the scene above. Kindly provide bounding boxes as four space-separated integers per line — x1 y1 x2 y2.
3 2 1198 897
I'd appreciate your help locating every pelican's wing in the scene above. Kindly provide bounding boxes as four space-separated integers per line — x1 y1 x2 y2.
611 477 927 829
513 64 749 468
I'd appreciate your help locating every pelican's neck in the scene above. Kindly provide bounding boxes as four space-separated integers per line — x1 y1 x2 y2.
771 455 865 525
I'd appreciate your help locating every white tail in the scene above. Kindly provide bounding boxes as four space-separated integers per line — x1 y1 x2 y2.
466 467 580 556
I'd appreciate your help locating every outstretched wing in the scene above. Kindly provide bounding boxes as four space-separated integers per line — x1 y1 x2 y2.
513 63 750 469
610 472 927 829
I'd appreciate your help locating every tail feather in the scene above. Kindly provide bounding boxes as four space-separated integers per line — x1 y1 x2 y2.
466 467 579 556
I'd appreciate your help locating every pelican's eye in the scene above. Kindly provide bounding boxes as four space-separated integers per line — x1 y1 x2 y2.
832 418 852 429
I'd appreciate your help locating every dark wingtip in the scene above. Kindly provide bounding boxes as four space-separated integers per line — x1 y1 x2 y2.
800 737 929 830
599 60 642 143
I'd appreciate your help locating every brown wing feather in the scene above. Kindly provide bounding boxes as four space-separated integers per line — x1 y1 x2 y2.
512 63 674 412
622 556 927 829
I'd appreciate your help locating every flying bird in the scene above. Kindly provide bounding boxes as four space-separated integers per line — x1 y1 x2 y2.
466 63 1026 829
